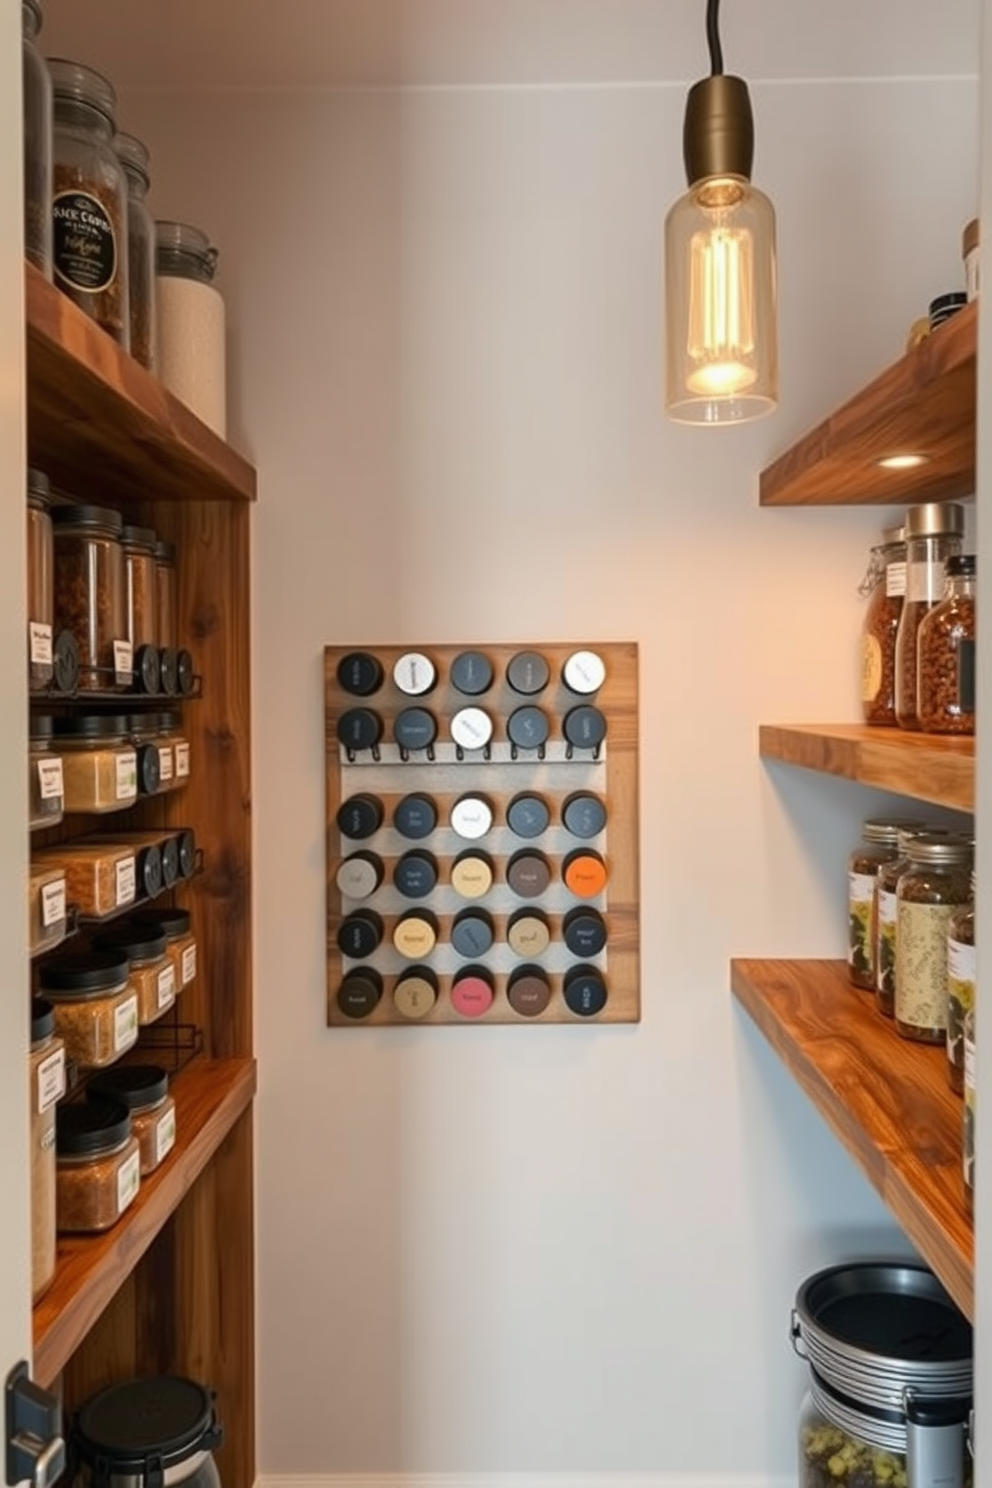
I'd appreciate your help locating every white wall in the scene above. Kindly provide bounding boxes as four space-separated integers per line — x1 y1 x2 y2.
117 73 978 1481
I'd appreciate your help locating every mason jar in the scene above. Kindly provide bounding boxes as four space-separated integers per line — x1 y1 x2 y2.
947 872 976 1094
156 220 226 435
848 817 922 991
896 834 974 1043
114 131 157 370
22 0 52 277
917 554 976 735
860 524 906 727
894 502 965 729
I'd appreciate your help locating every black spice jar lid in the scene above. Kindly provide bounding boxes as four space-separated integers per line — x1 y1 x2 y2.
562 792 608 839
135 741 162 795
337 707 383 752
134 843 164 901
87 1064 169 1112
154 539 177 564
394 707 438 753
31 998 55 1042
75 1376 222 1475
176 829 197 880
507 793 551 839
176 649 196 696
393 793 438 840
563 705 607 751
52 714 130 739
52 631 80 695
336 910 384 959
336 794 384 840
336 651 384 698
159 647 180 696
338 967 384 1020
133 644 162 696
120 524 158 552
93 925 168 965
129 906 191 941
29 715 55 743
563 906 608 958
39 951 130 997
56 1098 132 1157
450 650 494 696
394 850 439 899
451 909 495 958
506 650 550 695
507 706 550 751
157 835 180 888
50 503 124 535
28 468 51 502
563 966 608 1017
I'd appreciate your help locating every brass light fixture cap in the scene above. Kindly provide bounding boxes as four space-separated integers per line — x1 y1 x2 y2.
683 73 754 186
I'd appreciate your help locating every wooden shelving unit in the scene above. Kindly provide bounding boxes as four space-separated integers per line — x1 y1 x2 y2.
759 723 974 812
731 959 972 1318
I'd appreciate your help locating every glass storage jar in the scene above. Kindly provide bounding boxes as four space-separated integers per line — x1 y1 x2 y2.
875 826 957 1017
947 873 976 1095
917 554 976 734
860 524 906 727
159 711 191 785
52 504 131 691
100 829 178 890
50 714 138 812
27 468 54 691
964 1009 975 1215
130 906 197 990
127 713 163 796
48 58 129 346
28 863 67 957
894 501 965 729
153 539 182 695
93 924 174 1025
29 717 64 831
121 526 161 694
896 834 974 1043
23 0 52 276
156 220 226 436
39 951 138 1068
72 1376 223 1488
87 1065 176 1176
55 1098 140 1232
113 132 156 371
848 817 922 991
29 1000 65 1303
33 841 137 920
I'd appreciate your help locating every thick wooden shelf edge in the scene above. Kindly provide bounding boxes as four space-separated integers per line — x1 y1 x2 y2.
32 1056 257 1385
731 958 973 1319
25 262 257 507
759 722 974 813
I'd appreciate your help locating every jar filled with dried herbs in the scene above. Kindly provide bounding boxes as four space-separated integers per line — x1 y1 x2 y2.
947 871 976 1094
894 502 964 729
896 834 973 1043
114 132 156 370
29 1000 64 1301
27 468 54 691
859 524 906 726
22 0 52 277
875 825 949 1016
52 503 130 690
917 554 976 734
847 817 922 991
48 58 129 346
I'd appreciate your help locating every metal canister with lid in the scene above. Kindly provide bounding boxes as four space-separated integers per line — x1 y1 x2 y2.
896 833 973 1043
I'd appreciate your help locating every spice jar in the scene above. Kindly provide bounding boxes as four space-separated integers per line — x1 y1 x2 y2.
129 907 197 990
847 818 921 991
48 58 129 346
92 924 174 1026
158 711 191 785
28 863 67 957
52 503 131 691
121 526 161 693
859 524 906 726
86 1065 176 1176
894 502 964 729
34 841 137 920
156 220 226 436
153 540 181 695
964 1009 975 1214
896 834 973 1043
29 717 64 831
127 713 163 796
49 714 138 812
113 132 156 370
917 553 976 734
39 951 138 1068
100 829 178 890
947 871 976 1095
27 468 54 691
875 827 925 1017
29 1000 65 1303
55 1098 140 1232
23 0 52 277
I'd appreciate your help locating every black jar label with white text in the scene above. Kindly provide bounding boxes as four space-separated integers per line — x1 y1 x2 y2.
52 191 117 292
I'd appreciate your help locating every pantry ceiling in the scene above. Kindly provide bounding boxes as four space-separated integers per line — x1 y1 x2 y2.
41 0 980 91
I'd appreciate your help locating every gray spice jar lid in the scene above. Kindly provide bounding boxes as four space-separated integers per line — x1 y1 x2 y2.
56 1098 131 1157
904 502 965 538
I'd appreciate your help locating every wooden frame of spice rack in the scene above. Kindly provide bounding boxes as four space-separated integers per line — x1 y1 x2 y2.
24 262 257 1488
735 304 978 1319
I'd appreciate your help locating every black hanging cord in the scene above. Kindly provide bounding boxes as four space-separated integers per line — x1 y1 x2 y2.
706 0 724 75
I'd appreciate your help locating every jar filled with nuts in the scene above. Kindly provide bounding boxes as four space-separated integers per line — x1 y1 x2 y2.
894 502 964 729
896 833 973 1043
52 503 131 691
860 524 906 726
848 817 924 990
947 871 975 1095
917 554 976 733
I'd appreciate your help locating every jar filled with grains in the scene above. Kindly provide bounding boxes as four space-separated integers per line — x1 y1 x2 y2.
39 951 138 1068
896 834 973 1043
860 524 906 726
158 712 191 788
129 906 197 991
847 818 922 991
86 1065 176 1176
917 554 976 734
155 220 226 435
52 504 131 691
894 502 964 729
28 716 64 831
55 1098 140 1232
28 863 67 957
92 924 175 1026
33 840 137 920
49 714 138 813
113 132 157 370
876 827 963 1017
27 468 54 691
121 525 161 693
48 58 129 346
29 1000 65 1302
22 0 52 277
947 871 976 1094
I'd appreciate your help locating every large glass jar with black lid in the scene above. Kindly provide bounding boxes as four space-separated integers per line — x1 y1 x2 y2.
52 504 130 691
896 834 974 1043
49 714 137 813
860 523 906 726
113 132 157 370
894 501 965 729
28 716 64 831
917 553 976 734
130 906 197 991
848 817 922 990
55 1098 140 1232
121 525 161 693
39 951 138 1069
71 1376 223 1488
947 871 976 1094
22 0 52 277
48 58 129 346
27 467 54 690
86 1065 176 1176
29 999 64 1303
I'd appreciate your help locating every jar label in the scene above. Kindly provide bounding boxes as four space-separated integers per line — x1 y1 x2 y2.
947 937 976 1074
948 937 977 989
876 887 898 995
158 745 174 783
41 878 65 928
175 742 190 778
181 942 197 986
37 1046 66 1114
113 994 139 1053
861 635 883 702
155 1105 177 1165
157 963 176 1010
116 751 138 800
906 559 945 605
117 1148 140 1215
885 560 907 598
115 855 136 907
29 621 52 665
52 191 118 294
113 639 133 685
896 900 954 1029
848 871 876 975
37 757 64 801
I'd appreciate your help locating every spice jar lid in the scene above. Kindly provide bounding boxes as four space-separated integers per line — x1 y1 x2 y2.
154 539 177 564
113 132 151 189
906 833 973 866
29 715 54 743
50 502 124 536
121 523 158 552
87 1064 169 1113
862 817 926 845
157 711 183 732
31 998 55 1042
963 217 980 257
57 1098 132 1157
176 828 197 880
23 0 42 36
946 554 976 577
155 221 219 283
93 926 168 965
39 951 130 996
27 468 50 503
129 907 192 941
52 713 130 740
904 502 965 539
880 524 905 545
47 57 117 125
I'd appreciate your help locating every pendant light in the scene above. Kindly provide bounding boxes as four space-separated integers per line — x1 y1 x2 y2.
664 0 778 424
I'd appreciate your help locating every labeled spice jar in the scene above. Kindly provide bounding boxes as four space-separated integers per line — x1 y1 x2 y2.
52 503 131 690
121 526 161 693
917 553 976 734
29 717 64 831
896 834 973 1043
99 829 178 892
87 1065 176 1176
23 0 52 276
158 711 191 785
93 924 174 1026
55 1098 140 1232
29 1000 65 1302
156 220 226 435
153 540 191 695
129 906 197 990
114 132 156 370
848 818 922 990
28 863 67 956
27 468 54 690
859 524 906 726
34 841 137 920
39 951 138 1068
947 871 976 1094
49 714 138 812
48 58 129 345
964 1009 975 1214
894 502 964 729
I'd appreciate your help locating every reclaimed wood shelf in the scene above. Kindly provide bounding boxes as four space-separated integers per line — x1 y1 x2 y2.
24 261 256 508
760 723 974 813
731 958 973 1318
32 1056 256 1387
760 301 977 507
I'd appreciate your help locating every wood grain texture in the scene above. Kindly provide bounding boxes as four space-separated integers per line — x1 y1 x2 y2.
760 302 977 507
33 1057 256 1387
25 262 256 507
759 722 974 812
731 958 973 1317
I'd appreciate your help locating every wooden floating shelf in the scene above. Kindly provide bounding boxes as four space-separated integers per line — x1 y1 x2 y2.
731 958 973 1319
760 723 974 813
33 1055 256 1386
760 302 977 507
25 262 256 508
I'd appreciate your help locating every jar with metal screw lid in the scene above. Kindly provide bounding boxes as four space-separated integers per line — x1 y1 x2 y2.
155 220 226 435
947 871 976 1094
896 834 974 1043
113 132 156 370
860 524 906 726
917 553 976 734
875 825 954 1017
29 999 65 1302
894 502 965 729
27 468 54 691
848 817 923 991
22 0 52 277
